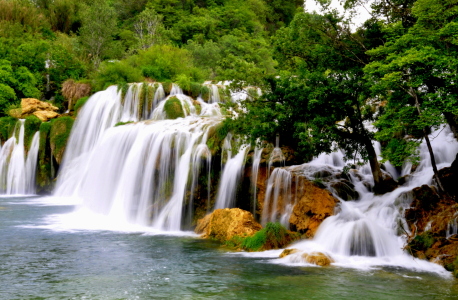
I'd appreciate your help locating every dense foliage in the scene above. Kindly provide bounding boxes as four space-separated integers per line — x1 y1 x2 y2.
1 0 457 191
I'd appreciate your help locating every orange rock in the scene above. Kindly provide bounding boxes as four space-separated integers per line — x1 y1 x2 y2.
33 110 60 122
302 252 334 266
21 98 58 115
195 208 262 242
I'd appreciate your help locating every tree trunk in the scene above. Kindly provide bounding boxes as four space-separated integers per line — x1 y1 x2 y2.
410 88 445 192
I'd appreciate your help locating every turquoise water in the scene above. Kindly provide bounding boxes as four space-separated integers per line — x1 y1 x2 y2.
1 197 457 299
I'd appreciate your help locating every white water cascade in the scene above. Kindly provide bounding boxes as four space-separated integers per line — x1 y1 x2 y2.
0 120 40 195
261 168 292 227
277 125 458 272
54 83 248 230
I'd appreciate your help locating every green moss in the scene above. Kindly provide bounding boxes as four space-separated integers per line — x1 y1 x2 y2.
193 101 202 115
73 96 90 114
24 115 42 151
408 231 436 252
164 96 185 119
37 122 53 193
206 122 230 154
225 222 300 252
0 116 18 141
162 81 173 95
200 85 210 102
50 117 74 164
218 86 231 103
114 121 134 127
189 82 202 99
118 82 130 105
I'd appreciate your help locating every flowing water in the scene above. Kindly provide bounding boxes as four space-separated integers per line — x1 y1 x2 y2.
1 196 458 299
1 84 458 297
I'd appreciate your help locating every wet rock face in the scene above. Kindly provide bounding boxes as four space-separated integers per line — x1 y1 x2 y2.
404 184 458 273
195 208 262 242
438 153 458 200
289 179 339 238
330 180 359 201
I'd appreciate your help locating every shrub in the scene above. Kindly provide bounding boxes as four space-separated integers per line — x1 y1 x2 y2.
92 60 143 92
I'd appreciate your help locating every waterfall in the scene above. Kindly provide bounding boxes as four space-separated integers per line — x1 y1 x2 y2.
0 120 40 195
261 168 292 227
251 146 263 215
214 144 249 209
54 83 235 230
280 125 458 270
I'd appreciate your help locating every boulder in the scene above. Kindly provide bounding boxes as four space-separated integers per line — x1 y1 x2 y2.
33 110 59 122
330 180 359 201
21 98 58 115
9 98 60 120
195 208 262 242
289 179 339 238
302 252 334 266
279 248 299 258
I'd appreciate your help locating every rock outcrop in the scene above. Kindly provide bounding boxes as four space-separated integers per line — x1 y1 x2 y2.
195 208 262 242
404 183 458 276
10 98 60 122
288 176 339 238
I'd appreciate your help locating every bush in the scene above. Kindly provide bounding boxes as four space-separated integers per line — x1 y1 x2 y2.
226 222 300 252
92 60 143 92
0 116 17 141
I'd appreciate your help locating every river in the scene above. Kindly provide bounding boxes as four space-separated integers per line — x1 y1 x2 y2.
1 196 457 299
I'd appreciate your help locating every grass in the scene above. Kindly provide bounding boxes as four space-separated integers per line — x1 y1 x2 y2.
225 222 300 252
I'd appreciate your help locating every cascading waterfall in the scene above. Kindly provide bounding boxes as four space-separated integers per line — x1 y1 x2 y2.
261 168 292 227
280 125 458 270
214 144 250 209
54 82 247 230
251 146 263 215
0 120 40 195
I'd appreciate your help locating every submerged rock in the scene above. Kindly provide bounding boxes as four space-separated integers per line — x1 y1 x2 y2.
302 252 334 266
195 208 262 242
279 248 299 258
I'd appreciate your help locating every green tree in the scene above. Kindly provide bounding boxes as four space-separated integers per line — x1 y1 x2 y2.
78 0 118 66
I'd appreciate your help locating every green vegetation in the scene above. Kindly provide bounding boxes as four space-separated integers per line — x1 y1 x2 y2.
0 116 18 141
73 96 90 114
37 121 53 193
407 231 436 252
24 115 42 150
114 121 134 127
50 117 74 163
163 96 185 119
225 222 300 251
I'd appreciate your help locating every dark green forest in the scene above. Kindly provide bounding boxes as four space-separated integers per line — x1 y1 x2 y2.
1 0 458 192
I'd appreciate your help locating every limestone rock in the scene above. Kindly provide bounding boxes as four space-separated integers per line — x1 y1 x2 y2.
33 110 59 122
195 208 262 242
279 248 299 258
21 98 58 115
289 179 339 238
302 252 334 266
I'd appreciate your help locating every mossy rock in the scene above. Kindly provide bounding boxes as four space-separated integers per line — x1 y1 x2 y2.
114 121 134 127
164 96 185 119
193 100 202 115
24 115 42 151
37 122 53 194
200 85 210 102
162 81 173 95
73 96 90 115
50 117 74 164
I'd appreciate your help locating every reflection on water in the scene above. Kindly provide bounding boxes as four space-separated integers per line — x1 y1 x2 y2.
1 197 457 299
